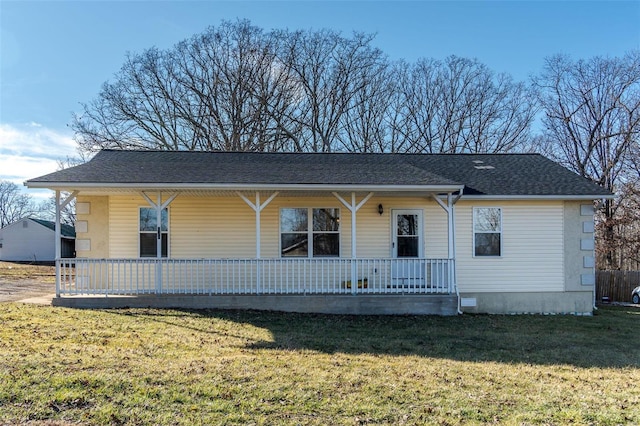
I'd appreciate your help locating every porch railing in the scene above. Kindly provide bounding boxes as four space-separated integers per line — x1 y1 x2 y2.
56 258 455 297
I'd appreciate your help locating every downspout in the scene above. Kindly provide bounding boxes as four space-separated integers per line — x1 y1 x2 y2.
431 191 463 314
451 197 462 315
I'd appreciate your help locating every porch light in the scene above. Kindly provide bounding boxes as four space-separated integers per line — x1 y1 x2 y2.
378 204 384 215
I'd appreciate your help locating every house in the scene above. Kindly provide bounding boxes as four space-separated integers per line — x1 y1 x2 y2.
25 150 612 315
0 218 75 263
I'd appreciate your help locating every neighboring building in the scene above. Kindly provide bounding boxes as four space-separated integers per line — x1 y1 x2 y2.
0 218 75 262
26 150 612 314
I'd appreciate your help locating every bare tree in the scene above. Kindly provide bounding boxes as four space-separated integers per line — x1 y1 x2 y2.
337 54 394 152
0 181 38 228
274 29 387 152
72 20 536 156
73 20 294 153
394 56 537 153
534 51 640 269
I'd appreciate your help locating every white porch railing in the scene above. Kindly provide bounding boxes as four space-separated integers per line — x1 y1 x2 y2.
56 258 455 297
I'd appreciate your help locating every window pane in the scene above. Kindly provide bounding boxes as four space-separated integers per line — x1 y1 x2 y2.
397 214 418 236
140 208 168 231
140 208 156 231
475 233 501 256
313 233 339 257
281 233 308 257
160 210 168 232
140 233 168 257
313 208 340 231
474 208 501 232
281 208 308 232
397 236 419 257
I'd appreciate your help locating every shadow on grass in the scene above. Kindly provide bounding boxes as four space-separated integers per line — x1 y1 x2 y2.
110 306 640 369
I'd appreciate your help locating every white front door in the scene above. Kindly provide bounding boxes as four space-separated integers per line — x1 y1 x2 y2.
392 210 423 258
391 210 425 287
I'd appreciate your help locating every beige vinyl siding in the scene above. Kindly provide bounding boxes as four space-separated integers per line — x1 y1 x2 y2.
455 200 565 293
107 193 451 260
171 196 255 258
109 196 144 258
109 195 257 258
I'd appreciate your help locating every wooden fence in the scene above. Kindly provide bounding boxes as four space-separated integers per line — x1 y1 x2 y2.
596 270 640 303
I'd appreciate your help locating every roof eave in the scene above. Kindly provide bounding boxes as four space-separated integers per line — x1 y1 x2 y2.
25 181 466 194
460 194 615 201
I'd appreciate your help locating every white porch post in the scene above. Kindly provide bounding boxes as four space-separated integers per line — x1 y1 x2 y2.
237 191 279 293
142 192 178 293
332 191 374 295
431 192 460 292
55 190 61 298
54 190 78 297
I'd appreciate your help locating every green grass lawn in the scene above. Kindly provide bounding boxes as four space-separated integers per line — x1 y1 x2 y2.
1 304 639 425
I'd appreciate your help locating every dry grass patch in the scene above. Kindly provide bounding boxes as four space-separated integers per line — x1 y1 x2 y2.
0 304 639 425
0 261 55 283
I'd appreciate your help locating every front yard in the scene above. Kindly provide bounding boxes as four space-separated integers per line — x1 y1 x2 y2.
0 303 638 425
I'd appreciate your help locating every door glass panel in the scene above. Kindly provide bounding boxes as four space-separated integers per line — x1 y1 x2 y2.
395 213 420 257
397 214 418 236
397 236 419 257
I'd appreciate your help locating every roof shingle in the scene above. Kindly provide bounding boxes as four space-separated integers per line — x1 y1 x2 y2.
26 150 612 197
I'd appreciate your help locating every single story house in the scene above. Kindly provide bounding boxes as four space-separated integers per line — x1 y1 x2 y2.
0 218 75 262
25 150 612 315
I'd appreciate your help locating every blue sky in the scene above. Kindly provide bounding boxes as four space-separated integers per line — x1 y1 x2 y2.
1 1 639 198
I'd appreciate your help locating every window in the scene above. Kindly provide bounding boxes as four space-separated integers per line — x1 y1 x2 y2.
473 207 501 256
139 207 168 257
280 208 340 257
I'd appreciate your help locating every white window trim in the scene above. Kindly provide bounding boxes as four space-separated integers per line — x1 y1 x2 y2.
472 206 502 258
279 207 341 258
139 206 170 258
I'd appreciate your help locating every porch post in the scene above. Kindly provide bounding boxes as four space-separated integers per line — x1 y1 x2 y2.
431 192 460 293
54 190 78 298
332 191 374 295
351 193 357 295
155 193 163 293
237 191 279 294
55 190 61 298
141 192 178 293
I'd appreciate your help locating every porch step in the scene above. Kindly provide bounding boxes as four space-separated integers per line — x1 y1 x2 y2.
53 294 459 315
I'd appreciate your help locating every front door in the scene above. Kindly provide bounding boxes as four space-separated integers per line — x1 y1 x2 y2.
391 210 424 287
392 210 422 258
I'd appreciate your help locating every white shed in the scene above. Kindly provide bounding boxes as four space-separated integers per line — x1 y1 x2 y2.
0 218 75 262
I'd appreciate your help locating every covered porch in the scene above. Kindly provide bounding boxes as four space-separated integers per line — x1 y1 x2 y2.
45 167 462 314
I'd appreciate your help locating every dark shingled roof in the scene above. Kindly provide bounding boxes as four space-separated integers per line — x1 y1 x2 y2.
26 150 612 197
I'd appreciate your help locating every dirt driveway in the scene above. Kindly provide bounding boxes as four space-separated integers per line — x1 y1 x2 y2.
0 262 56 303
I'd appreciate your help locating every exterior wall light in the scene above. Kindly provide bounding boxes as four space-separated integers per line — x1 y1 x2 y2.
378 204 384 215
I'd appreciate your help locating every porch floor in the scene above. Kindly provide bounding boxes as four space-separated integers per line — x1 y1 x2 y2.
52 294 459 315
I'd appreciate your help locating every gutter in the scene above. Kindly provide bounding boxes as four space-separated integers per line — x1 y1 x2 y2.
24 181 467 194
459 194 615 201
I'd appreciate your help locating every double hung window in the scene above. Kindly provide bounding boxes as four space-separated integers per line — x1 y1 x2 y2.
139 207 169 257
473 207 502 257
280 208 340 257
